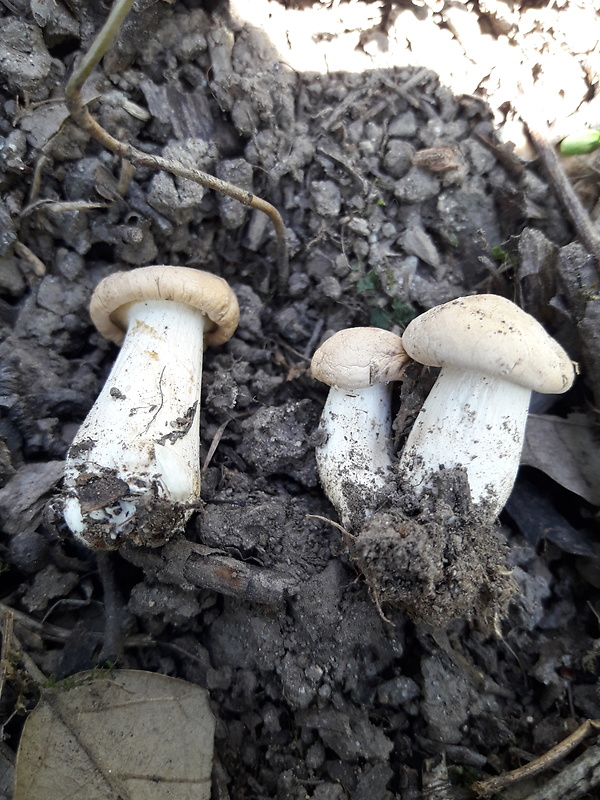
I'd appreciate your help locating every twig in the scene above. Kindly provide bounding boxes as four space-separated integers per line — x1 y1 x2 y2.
516 105 600 269
96 553 126 664
306 513 354 539
473 719 600 797
122 539 297 606
202 418 233 472
0 601 151 648
0 607 13 703
520 741 600 800
64 0 289 291
8 631 47 686
14 241 46 276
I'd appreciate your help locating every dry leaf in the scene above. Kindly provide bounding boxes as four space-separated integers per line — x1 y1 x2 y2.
14 669 215 800
0 741 14 800
521 413 600 506
505 478 600 557
0 461 64 535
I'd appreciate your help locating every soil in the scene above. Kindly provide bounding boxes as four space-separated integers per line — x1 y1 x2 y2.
1 1 600 798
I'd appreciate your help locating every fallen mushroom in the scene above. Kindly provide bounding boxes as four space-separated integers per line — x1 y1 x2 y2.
60 266 239 550
398 294 575 519
311 327 409 530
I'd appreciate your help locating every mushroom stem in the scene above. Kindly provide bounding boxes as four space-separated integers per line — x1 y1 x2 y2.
398 365 531 517
62 299 205 547
316 382 393 530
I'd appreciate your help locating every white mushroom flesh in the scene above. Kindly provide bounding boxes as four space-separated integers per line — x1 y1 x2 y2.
398 365 531 516
62 298 205 544
316 381 393 530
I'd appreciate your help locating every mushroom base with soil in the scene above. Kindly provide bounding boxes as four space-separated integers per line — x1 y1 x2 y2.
397 365 531 518
315 382 394 532
61 299 205 549
352 467 515 629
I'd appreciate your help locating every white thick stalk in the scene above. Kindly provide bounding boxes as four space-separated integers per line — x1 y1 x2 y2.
398 366 531 516
63 299 205 545
316 382 393 530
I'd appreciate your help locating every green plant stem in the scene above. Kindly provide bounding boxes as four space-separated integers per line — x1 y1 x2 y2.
513 98 600 271
65 0 289 291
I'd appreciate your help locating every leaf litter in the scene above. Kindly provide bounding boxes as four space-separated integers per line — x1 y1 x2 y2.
13 669 215 800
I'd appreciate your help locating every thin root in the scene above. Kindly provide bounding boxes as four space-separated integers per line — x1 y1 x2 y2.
65 0 289 291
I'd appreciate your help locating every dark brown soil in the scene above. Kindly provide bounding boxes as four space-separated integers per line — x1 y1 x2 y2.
1 1 600 799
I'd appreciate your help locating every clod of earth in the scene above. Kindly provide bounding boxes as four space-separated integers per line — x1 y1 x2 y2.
58 266 239 550
353 468 515 629
311 327 409 531
397 294 575 521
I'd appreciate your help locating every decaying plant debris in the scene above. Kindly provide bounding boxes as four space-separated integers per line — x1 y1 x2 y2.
1 1 600 798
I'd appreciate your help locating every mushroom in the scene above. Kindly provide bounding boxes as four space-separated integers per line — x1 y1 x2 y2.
397 294 575 518
311 327 409 530
60 266 239 550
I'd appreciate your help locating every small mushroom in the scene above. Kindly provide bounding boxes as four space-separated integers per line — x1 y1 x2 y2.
398 294 575 518
60 266 239 550
311 327 409 530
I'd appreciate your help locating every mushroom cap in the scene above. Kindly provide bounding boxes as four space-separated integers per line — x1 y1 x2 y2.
402 294 575 394
90 266 239 347
311 327 409 390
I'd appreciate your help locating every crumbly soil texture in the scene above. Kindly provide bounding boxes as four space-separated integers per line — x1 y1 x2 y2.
1 2 600 799
353 467 515 631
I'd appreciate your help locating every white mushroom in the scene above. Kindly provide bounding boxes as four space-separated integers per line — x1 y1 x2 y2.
311 327 409 530
61 266 239 549
398 294 575 518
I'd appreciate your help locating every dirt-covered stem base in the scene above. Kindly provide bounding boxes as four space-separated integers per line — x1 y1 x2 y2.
61 300 204 549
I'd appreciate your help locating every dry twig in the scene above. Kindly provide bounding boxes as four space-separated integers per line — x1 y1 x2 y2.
65 0 289 291
473 719 600 797
515 101 600 270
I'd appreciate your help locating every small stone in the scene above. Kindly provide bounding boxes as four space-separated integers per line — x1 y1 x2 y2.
383 140 415 179
56 249 84 281
311 180 342 217
388 110 418 138
22 563 79 612
8 531 50 574
377 676 420 707
400 225 441 268
318 276 342 300
216 158 253 230
306 741 326 770
0 19 52 98
394 167 439 204
288 272 310 297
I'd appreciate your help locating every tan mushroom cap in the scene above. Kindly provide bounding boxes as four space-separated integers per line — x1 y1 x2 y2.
402 294 575 394
90 266 240 347
311 327 409 390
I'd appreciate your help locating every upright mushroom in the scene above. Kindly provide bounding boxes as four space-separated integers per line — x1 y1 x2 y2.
60 266 239 550
398 294 575 518
311 327 409 530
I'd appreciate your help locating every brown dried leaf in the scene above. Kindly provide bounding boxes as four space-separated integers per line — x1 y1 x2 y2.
521 413 600 506
14 669 215 800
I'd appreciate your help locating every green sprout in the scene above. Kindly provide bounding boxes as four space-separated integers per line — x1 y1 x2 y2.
356 270 380 293
559 130 600 156
370 299 415 331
